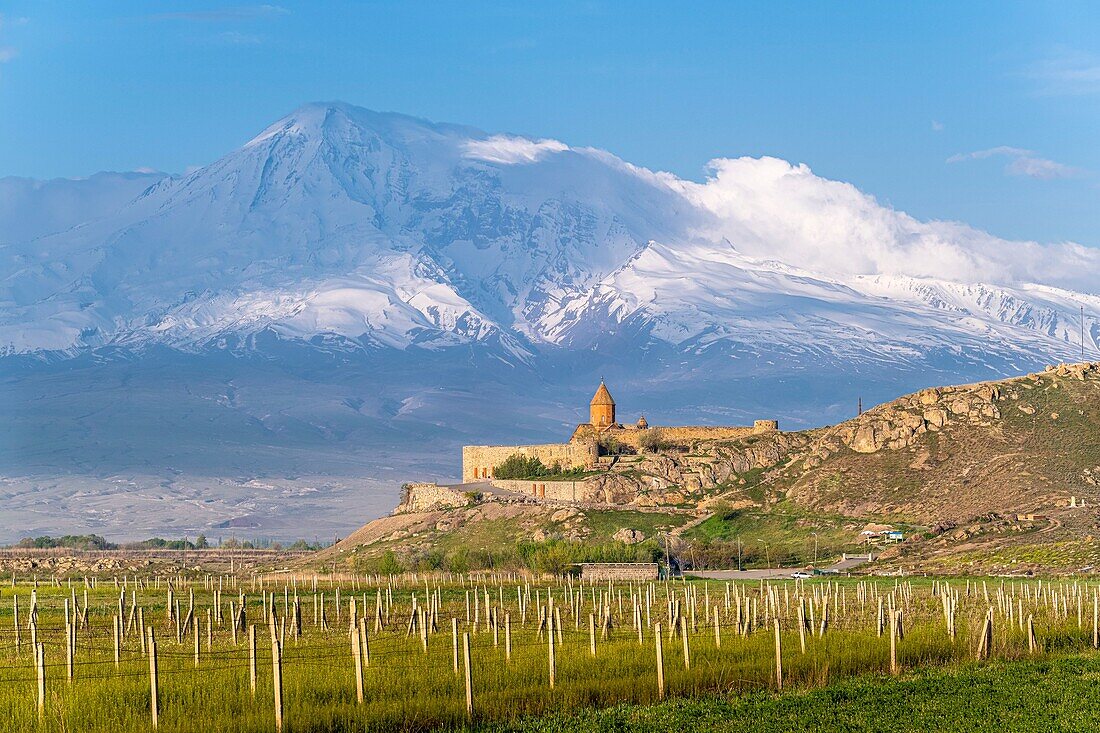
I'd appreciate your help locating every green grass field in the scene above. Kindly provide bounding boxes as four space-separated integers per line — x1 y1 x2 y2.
1 574 1097 731
482 655 1100 732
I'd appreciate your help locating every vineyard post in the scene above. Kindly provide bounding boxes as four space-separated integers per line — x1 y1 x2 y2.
272 625 284 732
36 642 45 722
654 622 665 700
463 632 474 720
505 612 512 662
452 618 460 675
249 624 257 697
589 613 596 657
66 620 74 681
1093 591 1098 649
680 616 690 670
113 614 120 667
148 627 159 730
351 624 364 704
548 610 556 688
773 619 783 690
890 610 898 675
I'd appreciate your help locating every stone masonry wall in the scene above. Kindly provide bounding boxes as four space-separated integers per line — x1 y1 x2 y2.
610 425 757 449
462 443 596 483
490 478 584 502
395 483 471 514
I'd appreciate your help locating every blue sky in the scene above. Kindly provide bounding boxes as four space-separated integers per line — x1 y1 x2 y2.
1 1 1098 247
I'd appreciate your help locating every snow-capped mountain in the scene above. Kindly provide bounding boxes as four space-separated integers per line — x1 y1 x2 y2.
3 102 1096 363
1 101 1098 541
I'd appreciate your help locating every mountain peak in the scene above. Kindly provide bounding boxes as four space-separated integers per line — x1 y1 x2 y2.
244 101 484 150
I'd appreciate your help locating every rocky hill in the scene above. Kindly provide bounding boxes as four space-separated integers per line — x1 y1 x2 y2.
319 363 1100 574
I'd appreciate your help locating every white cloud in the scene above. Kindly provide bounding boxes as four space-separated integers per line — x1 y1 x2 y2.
931 120 944 132
947 146 1082 180
669 156 1100 293
463 135 569 165
1030 49 1100 96
0 13 27 63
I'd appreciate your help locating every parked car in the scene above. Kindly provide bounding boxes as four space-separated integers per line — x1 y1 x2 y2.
790 571 812 579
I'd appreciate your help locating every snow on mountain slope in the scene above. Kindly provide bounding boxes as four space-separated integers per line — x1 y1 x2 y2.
1 100 1097 367
0 171 167 245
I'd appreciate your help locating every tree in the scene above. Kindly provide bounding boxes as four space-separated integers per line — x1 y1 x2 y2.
637 427 666 453
377 550 402 576
493 453 551 479
195 534 209 549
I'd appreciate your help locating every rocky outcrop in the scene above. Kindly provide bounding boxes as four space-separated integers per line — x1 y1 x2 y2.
613 528 646 544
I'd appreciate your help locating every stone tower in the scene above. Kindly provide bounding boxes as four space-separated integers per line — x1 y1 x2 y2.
590 380 616 429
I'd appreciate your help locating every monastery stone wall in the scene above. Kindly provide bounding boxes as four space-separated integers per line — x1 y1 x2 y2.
462 443 596 483
490 478 585 502
396 483 470 514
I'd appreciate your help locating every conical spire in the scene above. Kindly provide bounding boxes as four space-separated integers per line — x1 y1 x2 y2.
589 380 616 428
590 380 615 406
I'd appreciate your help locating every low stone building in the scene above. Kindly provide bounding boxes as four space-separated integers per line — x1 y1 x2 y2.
578 562 660 582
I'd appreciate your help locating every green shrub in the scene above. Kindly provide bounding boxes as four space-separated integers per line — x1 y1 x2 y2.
494 453 553 479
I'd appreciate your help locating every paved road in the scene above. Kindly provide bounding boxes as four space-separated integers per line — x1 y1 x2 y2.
687 555 872 580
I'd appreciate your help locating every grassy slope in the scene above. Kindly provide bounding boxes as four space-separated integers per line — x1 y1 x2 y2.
318 503 691 570
479 656 1100 732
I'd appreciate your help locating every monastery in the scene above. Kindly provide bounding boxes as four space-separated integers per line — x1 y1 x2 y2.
461 381 778 483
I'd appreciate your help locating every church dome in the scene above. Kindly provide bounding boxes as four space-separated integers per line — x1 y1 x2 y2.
637 415 649 429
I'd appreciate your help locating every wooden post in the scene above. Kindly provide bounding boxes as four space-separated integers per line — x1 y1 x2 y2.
680 616 690 670
773 619 783 690
452 617 460 675
462 632 474 720
66 621 74 682
114 614 120 667
148 628 159 730
798 601 807 654
351 625 364 704
505 612 512 662
977 609 992 659
655 623 665 700
589 613 596 657
359 618 370 667
889 610 898 674
714 605 721 649
36 642 45 722
249 624 257 697
271 626 284 732
548 610 556 688
1093 592 1098 649
1027 614 1037 653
